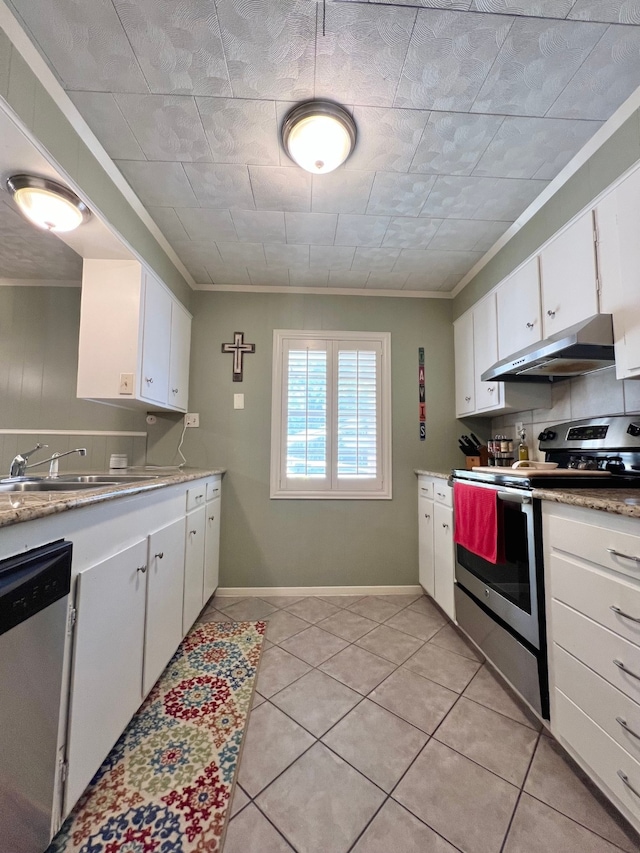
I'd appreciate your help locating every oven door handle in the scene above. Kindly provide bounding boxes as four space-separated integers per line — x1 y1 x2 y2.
497 491 531 505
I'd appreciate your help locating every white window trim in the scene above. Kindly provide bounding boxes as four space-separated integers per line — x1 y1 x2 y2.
270 329 392 500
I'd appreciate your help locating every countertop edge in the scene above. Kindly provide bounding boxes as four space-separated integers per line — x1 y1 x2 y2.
414 469 451 480
533 487 640 519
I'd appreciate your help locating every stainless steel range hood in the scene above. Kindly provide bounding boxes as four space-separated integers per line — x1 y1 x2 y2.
481 314 615 383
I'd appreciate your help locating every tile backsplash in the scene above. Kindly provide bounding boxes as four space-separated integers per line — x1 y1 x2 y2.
491 367 640 460
0 433 147 477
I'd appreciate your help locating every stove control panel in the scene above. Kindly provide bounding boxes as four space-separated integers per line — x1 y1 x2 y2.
628 422 640 438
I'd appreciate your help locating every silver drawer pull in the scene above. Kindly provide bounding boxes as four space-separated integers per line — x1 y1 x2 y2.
608 548 640 564
618 770 640 799
137 565 147 574
526 322 534 329
614 659 640 681
442 523 449 529
465 396 471 402
610 605 640 624
424 513 430 519
547 309 556 317
436 492 445 498
617 717 640 740
190 529 197 536
145 377 153 384
155 552 164 559
208 516 215 522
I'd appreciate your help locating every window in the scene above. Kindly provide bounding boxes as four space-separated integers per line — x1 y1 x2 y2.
270 330 392 499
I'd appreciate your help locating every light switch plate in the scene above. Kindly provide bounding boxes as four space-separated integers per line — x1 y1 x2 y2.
234 394 245 410
119 373 134 395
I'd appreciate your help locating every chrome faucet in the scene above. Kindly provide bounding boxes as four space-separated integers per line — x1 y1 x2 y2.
29 448 88 477
9 443 48 477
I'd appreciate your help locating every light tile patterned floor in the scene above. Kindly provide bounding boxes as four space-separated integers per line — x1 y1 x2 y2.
197 594 640 853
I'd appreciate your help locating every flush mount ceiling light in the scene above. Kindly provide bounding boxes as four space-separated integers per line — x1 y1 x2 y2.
281 100 357 175
6 175 91 232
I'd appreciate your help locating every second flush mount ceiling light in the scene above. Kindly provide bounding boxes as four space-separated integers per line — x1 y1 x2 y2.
281 100 357 174
6 175 91 232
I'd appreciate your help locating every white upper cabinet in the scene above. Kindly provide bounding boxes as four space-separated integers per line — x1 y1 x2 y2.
473 293 503 412
454 312 475 416
539 211 599 339
77 259 191 412
497 258 542 360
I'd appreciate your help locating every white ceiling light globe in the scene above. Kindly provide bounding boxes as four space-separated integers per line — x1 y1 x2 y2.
6 176 91 232
282 101 356 175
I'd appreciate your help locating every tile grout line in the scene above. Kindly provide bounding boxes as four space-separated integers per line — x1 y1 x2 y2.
499 730 543 853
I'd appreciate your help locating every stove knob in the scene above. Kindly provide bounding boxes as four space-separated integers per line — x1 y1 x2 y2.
538 429 557 442
627 422 640 438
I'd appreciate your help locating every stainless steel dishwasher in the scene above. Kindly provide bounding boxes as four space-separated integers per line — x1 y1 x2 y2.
0 540 72 853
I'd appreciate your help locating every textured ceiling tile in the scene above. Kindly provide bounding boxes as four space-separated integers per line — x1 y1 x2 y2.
366 173 437 216
335 214 391 247
351 247 401 271
276 100 301 166
183 163 255 208
215 0 316 100
470 0 574 14
404 270 450 289
420 174 548 220
410 111 504 175
175 208 238 242
196 98 280 165
264 243 310 267
547 25 640 120
206 263 251 285
247 267 290 286
216 241 266 266
568 1 640 24
8 0 149 92
249 166 312 212
113 94 211 161
400 249 481 282
429 217 509 250
392 248 433 273
473 115 602 179
365 272 411 289
68 92 145 160
148 207 190 243
471 17 606 116
172 239 224 267
116 160 199 207
113 0 232 96
231 210 286 243
346 107 430 173
328 271 371 288
315 4 417 107
288 269 330 287
312 171 376 215
184 262 211 283
394 9 511 110
382 216 442 248
285 212 338 245
310 246 356 270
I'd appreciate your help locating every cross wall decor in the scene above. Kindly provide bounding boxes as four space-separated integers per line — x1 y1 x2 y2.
221 331 256 382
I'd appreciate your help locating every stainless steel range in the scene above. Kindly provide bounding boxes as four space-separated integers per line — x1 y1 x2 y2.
451 415 640 721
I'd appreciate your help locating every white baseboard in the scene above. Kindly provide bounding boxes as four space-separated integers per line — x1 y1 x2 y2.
216 584 423 597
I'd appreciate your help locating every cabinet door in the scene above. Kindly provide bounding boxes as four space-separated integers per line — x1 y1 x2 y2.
203 497 221 604
434 503 455 621
168 302 191 412
419 494 435 596
144 518 187 696
473 294 503 412
540 211 599 338
65 539 147 812
454 313 475 416
140 272 172 405
497 258 542 359
184 506 206 633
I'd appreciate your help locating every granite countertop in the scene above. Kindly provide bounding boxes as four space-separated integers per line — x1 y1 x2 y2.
533 487 640 519
0 467 225 529
414 469 451 480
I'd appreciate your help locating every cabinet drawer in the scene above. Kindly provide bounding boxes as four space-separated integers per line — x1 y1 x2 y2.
551 553 640 648
553 600 640 706
554 645 640 764
186 484 206 512
434 483 452 507
206 479 221 502
555 688 640 824
548 512 640 583
418 478 434 500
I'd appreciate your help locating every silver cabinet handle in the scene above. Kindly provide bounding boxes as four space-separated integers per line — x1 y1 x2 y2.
190 529 197 536
614 659 640 681
526 322 534 329
442 523 449 529
155 552 164 559
547 309 556 317
618 770 640 799
610 605 640 624
608 548 640 564
196 494 204 501
487 386 495 393
172 388 178 394
137 565 147 574
145 377 153 384
465 396 471 402
420 487 430 493
208 515 215 522
424 513 430 519
436 491 445 498
617 717 640 740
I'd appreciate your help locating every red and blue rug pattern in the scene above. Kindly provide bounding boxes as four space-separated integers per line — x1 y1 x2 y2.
48 620 265 853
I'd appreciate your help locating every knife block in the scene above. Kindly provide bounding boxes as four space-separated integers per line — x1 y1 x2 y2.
465 447 489 469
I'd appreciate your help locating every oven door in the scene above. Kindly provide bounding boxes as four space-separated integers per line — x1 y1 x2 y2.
454 484 540 649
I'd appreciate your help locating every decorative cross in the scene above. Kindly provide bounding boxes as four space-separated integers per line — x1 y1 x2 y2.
221 331 256 382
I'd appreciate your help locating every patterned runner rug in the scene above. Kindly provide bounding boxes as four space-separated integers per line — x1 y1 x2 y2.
48 620 266 853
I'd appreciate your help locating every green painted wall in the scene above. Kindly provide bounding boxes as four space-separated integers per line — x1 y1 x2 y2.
169 291 460 588
453 107 640 318
0 27 192 307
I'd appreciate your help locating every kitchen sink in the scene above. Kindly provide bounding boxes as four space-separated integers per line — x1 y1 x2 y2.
0 474 162 493
55 474 161 484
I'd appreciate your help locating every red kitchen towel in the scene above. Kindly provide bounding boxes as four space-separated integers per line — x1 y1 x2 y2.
454 482 505 564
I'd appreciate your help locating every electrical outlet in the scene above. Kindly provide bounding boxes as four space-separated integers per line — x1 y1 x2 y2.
185 413 199 428
119 373 134 395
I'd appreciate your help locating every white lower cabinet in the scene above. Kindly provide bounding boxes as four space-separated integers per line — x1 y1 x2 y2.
418 492 435 596
204 496 221 602
144 518 187 696
65 539 148 811
184 505 206 633
417 477 455 620
434 502 455 621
